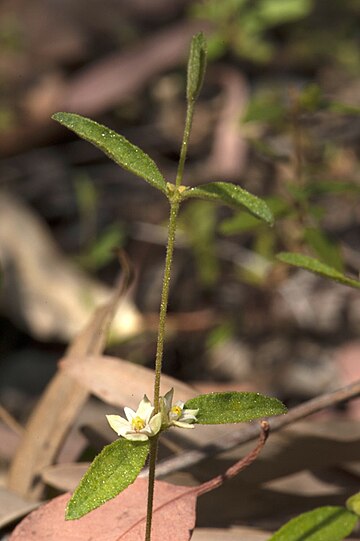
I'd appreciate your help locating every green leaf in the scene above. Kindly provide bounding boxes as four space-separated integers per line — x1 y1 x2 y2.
52 112 167 194
268 506 358 541
185 391 287 424
179 201 219 286
66 438 150 520
182 182 274 225
257 0 313 27
346 492 360 517
76 224 125 271
303 227 344 272
277 252 360 290
220 196 289 234
187 32 207 102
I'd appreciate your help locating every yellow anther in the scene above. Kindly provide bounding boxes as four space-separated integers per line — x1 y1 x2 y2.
171 405 182 417
131 416 146 432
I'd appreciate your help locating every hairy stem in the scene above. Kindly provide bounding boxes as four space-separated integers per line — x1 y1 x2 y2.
144 435 159 541
145 199 180 541
145 89 194 541
153 201 180 412
175 100 195 188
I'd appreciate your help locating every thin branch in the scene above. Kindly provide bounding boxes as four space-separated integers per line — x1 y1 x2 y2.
150 379 360 478
0 403 24 436
197 421 269 496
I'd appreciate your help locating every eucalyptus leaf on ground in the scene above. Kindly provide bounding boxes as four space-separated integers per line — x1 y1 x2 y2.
10 479 197 541
182 182 274 225
277 252 360 289
52 112 167 194
267 506 358 541
185 392 286 424
66 438 150 520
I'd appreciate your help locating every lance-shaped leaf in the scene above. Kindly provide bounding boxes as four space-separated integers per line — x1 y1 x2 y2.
185 392 286 424
277 252 360 289
187 32 207 103
66 438 150 520
268 506 358 541
52 112 167 194
182 182 274 225
346 492 360 517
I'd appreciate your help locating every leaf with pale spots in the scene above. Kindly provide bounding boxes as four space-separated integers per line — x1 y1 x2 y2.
65 438 150 520
52 112 167 194
181 182 274 225
185 391 287 424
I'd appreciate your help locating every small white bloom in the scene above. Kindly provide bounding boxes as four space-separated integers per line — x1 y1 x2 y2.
106 395 162 441
161 388 198 429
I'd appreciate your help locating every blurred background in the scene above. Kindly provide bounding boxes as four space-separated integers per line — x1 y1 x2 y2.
0 0 360 421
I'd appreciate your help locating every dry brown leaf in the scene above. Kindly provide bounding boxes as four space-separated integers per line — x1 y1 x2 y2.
0 487 39 529
0 191 142 342
41 463 91 493
61 21 206 116
9 479 197 541
9 425 268 539
60 354 197 409
7 255 133 499
205 66 249 179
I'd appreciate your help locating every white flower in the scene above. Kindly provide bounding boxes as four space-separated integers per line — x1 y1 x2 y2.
161 388 198 429
106 395 162 442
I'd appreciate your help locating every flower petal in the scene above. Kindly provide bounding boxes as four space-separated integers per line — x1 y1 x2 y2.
148 412 162 435
106 414 130 435
173 420 195 429
137 395 154 422
183 408 199 417
163 388 174 412
174 400 185 409
123 432 149 441
124 407 136 422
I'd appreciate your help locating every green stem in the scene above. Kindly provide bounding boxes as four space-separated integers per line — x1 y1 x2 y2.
144 435 159 541
145 94 194 541
153 200 180 412
175 100 195 188
145 201 179 541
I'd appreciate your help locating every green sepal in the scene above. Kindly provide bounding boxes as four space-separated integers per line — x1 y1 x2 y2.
346 492 360 517
181 182 274 225
187 32 207 103
66 438 150 520
52 112 167 194
185 391 287 424
277 252 360 290
268 506 358 541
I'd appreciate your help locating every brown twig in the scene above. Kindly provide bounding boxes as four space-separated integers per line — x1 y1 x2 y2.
0 403 24 436
7 254 133 499
197 421 269 496
119 423 269 540
152 379 360 478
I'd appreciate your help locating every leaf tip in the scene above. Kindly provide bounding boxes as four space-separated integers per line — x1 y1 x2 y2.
187 32 208 102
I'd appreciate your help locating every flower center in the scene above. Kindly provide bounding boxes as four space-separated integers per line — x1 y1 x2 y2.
171 405 182 418
131 416 146 431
